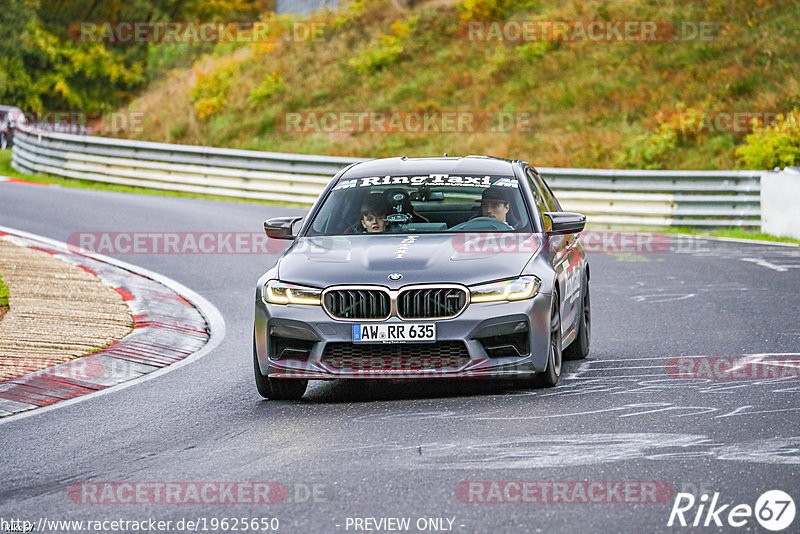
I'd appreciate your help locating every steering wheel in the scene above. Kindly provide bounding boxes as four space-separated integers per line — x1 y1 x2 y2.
449 217 514 231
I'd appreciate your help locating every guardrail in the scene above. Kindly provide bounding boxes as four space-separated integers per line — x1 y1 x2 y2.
761 167 800 239
11 129 767 227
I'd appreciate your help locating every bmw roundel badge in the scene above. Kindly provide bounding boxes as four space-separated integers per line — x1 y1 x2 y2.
388 273 403 281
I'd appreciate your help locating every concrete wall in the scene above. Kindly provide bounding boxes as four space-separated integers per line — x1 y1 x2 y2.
761 167 800 239
276 0 338 15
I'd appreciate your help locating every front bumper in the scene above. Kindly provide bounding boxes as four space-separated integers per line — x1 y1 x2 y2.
254 290 553 380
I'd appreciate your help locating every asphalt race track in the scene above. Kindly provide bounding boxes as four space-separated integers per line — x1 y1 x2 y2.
1 180 799 533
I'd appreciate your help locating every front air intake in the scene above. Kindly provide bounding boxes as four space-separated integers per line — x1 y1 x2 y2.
321 341 470 371
323 288 391 320
398 286 468 319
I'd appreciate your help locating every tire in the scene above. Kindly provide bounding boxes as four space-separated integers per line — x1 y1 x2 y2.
253 339 272 398
267 378 308 400
253 334 308 400
564 274 590 360
0 134 7 150
534 295 562 388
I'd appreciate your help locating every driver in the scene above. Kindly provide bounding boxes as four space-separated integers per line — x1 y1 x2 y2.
475 186 514 226
360 197 389 233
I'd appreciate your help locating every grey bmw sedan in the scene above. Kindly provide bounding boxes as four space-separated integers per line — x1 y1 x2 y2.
254 156 590 399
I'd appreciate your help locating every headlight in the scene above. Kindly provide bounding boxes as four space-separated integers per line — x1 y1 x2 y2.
470 276 541 303
264 280 322 305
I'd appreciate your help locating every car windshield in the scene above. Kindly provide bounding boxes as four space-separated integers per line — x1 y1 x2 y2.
306 174 533 236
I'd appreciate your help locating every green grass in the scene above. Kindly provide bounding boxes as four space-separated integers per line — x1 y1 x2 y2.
0 272 8 307
0 150 307 207
662 226 800 245
587 224 800 245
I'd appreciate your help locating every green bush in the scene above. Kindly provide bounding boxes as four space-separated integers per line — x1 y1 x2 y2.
191 58 241 118
349 41 404 73
250 72 286 104
616 107 711 169
147 43 212 77
334 0 366 28
616 128 677 169
349 16 418 73
517 41 551 63
1 0 261 113
0 272 8 307
169 123 188 140
459 0 539 20
735 110 800 169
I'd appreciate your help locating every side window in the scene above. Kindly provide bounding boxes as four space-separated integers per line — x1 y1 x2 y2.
525 168 550 215
538 174 561 211
529 168 561 212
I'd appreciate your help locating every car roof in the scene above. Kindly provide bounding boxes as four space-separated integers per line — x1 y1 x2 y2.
339 155 520 180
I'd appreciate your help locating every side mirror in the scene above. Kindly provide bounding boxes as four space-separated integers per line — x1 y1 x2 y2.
543 212 586 234
264 216 303 240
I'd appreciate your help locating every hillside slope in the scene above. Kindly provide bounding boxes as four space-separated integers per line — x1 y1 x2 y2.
116 0 800 169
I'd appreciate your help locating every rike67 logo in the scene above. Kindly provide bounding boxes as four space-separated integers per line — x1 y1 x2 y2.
668 490 795 531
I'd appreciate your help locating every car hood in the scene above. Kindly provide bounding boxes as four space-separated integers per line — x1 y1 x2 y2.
277 233 542 288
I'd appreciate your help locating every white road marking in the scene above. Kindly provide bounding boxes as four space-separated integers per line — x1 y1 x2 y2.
631 293 695 303
715 405 754 418
571 353 800 363
577 365 673 371
713 436 800 464
740 257 790 272
618 405 719 418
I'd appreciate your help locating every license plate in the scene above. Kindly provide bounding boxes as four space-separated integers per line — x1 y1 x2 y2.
353 323 436 343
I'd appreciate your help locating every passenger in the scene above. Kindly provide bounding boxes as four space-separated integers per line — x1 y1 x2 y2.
360 197 389 233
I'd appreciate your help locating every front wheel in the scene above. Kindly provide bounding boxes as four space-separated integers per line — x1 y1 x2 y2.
564 275 590 360
534 295 562 388
254 342 272 398
254 335 308 400
268 378 308 400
